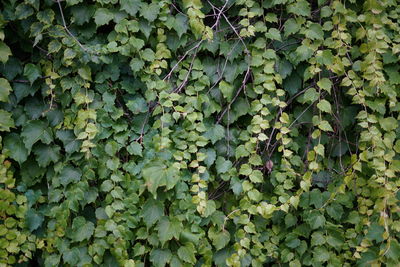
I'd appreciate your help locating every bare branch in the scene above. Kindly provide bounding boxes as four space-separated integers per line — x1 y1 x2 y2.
56 0 88 52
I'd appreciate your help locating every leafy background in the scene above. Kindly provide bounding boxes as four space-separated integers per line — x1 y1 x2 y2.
1 0 400 266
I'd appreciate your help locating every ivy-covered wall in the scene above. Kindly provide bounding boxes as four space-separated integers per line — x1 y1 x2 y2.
1 0 400 266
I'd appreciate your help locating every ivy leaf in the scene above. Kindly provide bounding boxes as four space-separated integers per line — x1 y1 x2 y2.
287 0 311 17
326 203 343 221
219 81 234 101
313 247 330 262
78 66 91 81
94 8 113 26
142 199 164 228
318 120 333 132
306 23 324 40
177 243 196 264
126 97 147 114
141 3 160 22
216 157 232 174
203 124 225 144
127 142 142 156
25 209 44 232
277 59 293 79
0 110 15 131
204 148 216 167
4 133 28 164
70 217 95 242
157 217 182 245
283 72 302 96
142 161 179 195
317 78 332 93
317 99 332 113
23 63 41 84
15 3 34 19
59 165 82 187
379 117 398 131
120 0 142 16
56 130 81 154
21 120 53 151
211 231 230 250
284 18 300 36
33 144 60 167
141 48 155 62
173 14 188 38
0 42 12 63
0 78 12 102
70 5 95 25
365 223 384 242
306 211 325 229
150 249 172 267
130 58 144 73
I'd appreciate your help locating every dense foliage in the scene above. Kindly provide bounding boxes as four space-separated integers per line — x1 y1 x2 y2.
1 0 400 266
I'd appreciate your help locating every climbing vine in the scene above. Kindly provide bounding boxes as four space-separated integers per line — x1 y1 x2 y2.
0 0 400 266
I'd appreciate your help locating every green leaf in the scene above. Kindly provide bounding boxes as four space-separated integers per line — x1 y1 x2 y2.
303 87 319 103
277 59 293 79
326 203 343 221
249 170 263 183
306 23 324 40
127 142 142 156
150 249 172 267
142 161 179 195
59 165 82 187
313 247 330 262
23 63 41 84
15 3 34 19
317 78 332 93
130 58 144 73
142 199 164 228
284 18 300 36
265 28 282 41
283 72 302 96
287 0 311 17
56 130 80 154
204 148 216 167
141 48 155 62
33 144 60 167
129 37 145 50
141 3 160 22
70 217 95 242
126 97 147 114
157 217 182 245
21 120 53 151
173 14 188 38
25 209 44 232
365 223 384 242
48 40 62 54
94 8 113 26
78 66 91 81
4 133 28 164
379 117 398 131
0 110 14 131
306 211 325 229
219 81 234 101
216 157 232 174
316 99 332 113
203 124 225 144
318 120 333 132
177 243 196 264
0 78 11 103
120 0 142 16
0 42 12 63
311 232 325 247
211 231 230 250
